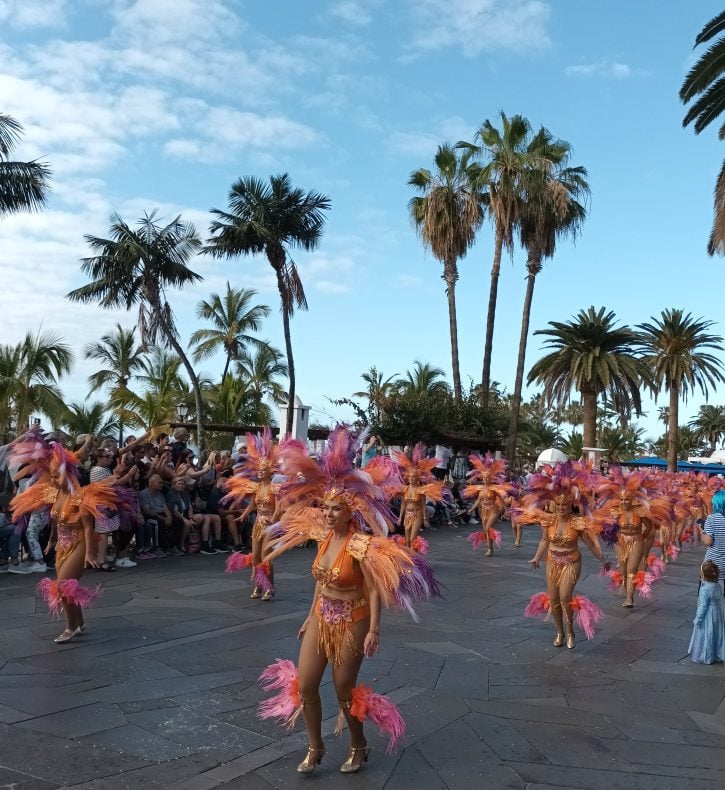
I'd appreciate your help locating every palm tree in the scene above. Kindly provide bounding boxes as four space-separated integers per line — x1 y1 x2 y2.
599 424 646 463
236 343 288 406
507 128 590 462
61 401 119 438
689 404 725 454
66 212 207 448
408 144 484 399
680 11 725 254
563 399 583 426
85 324 146 442
0 114 51 218
353 366 397 425
137 346 185 398
397 361 450 397
527 307 644 448
206 174 331 435
458 113 548 405
560 430 584 459
638 309 725 471
189 283 270 380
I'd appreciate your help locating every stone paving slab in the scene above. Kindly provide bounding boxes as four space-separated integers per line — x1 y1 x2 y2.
0 527 723 788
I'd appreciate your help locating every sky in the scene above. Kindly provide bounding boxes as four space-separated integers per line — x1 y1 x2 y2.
1 0 724 444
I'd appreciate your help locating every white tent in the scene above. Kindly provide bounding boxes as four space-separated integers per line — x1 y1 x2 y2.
536 448 567 469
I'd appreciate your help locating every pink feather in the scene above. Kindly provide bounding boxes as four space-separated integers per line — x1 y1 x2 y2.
36 578 102 617
225 552 252 573
253 563 274 594
666 544 680 561
487 527 502 548
646 553 666 580
467 530 486 550
571 595 604 640
258 659 302 727
524 591 550 618
350 684 406 753
411 535 429 555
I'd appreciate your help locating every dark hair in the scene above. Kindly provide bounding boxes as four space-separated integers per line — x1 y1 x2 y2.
702 560 720 582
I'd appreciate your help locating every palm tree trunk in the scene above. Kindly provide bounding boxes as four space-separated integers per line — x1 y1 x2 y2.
667 383 679 473
281 305 295 436
222 356 231 382
582 388 597 448
481 225 503 408
444 260 462 401
506 260 539 462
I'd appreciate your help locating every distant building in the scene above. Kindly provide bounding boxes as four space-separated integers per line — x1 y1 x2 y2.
279 395 310 441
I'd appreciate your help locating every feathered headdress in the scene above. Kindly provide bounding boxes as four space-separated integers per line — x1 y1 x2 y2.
392 443 437 484
467 453 507 484
596 466 658 502
278 425 397 535
8 430 79 490
237 427 280 478
520 460 598 515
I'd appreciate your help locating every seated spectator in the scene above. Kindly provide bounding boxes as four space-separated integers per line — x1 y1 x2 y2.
187 477 223 555
1 507 30 574
202 476 234 553
139 473 173 556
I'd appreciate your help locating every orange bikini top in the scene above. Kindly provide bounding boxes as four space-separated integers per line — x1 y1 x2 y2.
312 531 364 591
545 515 583 548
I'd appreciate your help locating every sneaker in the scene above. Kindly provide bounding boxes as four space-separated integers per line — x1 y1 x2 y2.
0 563 8 573
469 518 480 525
170 547 185 557
27 561 47 573
8 563 33 574
155 548 167 557
200 542 218 555
233 544 245 552
136 551 155 560
116 557 137 568
213 540 230 553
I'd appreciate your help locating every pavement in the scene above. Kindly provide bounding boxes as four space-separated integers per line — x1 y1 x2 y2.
0 526 723 790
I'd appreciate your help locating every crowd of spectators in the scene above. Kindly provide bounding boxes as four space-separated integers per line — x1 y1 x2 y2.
0 427 253 575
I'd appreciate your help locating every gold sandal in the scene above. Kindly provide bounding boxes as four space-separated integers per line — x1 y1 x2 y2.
297 745 325 774
340 745 371 774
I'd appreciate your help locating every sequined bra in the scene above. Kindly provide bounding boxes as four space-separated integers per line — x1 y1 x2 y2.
547 516 579 548
312 531 363 591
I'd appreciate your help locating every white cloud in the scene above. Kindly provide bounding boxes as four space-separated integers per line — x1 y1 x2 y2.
0 0 67 28
564 60 650 79
387 115 475 158
328 0 377 27
404 0 551 58
396 274 423 288
315 280 351 294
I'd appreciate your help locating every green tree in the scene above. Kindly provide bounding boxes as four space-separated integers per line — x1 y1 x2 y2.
527 307 644 448
61 401 119 438
0 330 72 430
680 11 725 254
189 283 270 381
408 144 484 399
206 174 331 435
638 309 725 471
560 430 584 459
0 114 51 218
397 360 451 397
66 212 207 448
689 404 725 453
353 366 397 425
85 324 146 441
507 128 590 461
236 343 288 408
458 113 546 405
563 399 583 426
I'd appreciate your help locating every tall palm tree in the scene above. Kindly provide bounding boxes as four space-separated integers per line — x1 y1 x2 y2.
85 323 146 442
353 366 397 425
638 309 725 471
0 331 72 430
458 113 547 405
397 361 450 397
206 174 331 435
61 401 119 438
189 283 270 380
527 307 644 448
506 128 590 462
689 404 725 454
0 114 51 218
66 212 207 448
680 11 725 254
236 343 288 406
137 346 185 398
564 399 583 426
408 143 484 399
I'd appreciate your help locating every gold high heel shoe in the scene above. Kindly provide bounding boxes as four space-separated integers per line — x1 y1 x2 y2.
566 633 575 649
250 588 261 599
297 745 325 774
340 745 371 774
553 633 564 647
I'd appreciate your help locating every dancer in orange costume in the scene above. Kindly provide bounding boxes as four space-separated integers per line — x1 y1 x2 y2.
464 454 515 556
517 461 609 649
392 443 445 549
256 427 439 775
9 431 127 643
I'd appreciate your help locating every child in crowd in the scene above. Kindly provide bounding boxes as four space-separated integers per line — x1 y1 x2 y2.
688 560 725 664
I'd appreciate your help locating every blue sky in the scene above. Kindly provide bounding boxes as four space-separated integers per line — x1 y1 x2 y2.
0 0 723 442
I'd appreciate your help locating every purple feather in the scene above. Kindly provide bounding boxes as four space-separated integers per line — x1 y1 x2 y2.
394 554 445 621
599 521 620 547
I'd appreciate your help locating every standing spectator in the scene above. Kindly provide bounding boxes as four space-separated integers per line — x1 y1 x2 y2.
168 427 189 467
361 435 382 469
433 443 452 481
700 489 725 593
201 477 233 553
90 448 135 571
139 473 173 556
688 560 725 664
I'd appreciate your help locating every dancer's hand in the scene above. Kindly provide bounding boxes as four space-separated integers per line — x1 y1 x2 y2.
529 558 540 569
364 631 379 657
85 552 100 569
601 561 611 572
297 618 309 639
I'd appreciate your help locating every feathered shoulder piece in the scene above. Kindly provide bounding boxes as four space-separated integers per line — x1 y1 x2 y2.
467 452 507 484
11 477 127 522
263 507 328 563
520 460 599 515
278 425 395 536
392 443 437 484
8 431 80 489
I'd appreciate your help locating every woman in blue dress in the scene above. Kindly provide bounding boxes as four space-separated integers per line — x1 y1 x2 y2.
688 560 725 664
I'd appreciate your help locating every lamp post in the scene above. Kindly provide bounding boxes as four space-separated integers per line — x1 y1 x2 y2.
177 402 188 424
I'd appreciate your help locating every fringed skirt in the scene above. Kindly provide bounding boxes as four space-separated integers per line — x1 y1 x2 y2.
403 507 423 531
253 513 272 543
315 595 369 666
617 530 643 564
56 522 84 572
547 549 581 587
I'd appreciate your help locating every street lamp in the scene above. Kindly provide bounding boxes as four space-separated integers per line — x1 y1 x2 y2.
177 402 188 423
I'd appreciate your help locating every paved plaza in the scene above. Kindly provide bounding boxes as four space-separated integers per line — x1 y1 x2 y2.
0 525 724 790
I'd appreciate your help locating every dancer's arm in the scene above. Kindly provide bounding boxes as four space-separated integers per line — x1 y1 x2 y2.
298 582 321 639
529 528 549 569
360 563 381 657
82 514 100 568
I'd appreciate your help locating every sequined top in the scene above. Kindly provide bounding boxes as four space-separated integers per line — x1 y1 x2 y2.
312 530 364 592
544 515 584 550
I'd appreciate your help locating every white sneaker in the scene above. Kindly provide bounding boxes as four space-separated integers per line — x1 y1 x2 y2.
28 561 47 573
8 563 33 574
469 518 479 524
115 557 137 568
